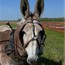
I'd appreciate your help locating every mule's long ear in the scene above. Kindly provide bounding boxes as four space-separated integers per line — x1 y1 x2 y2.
34 0 44 18
20 0 30 19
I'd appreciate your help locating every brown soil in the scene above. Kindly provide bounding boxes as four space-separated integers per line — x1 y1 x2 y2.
41 21 65 33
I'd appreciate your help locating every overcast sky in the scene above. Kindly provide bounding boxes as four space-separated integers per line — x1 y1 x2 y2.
0 0 64 20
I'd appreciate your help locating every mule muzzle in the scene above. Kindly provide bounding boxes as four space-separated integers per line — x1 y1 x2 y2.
27 56 38 64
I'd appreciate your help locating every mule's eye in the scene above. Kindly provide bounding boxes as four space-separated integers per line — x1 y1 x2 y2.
38 30 44 40
19 31 25 37
19 31 26 46
37 30 46 44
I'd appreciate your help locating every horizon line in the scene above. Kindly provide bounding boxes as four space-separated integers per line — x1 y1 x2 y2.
0 17 64 21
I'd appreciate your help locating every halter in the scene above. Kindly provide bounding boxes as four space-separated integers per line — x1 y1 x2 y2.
15 19 46 59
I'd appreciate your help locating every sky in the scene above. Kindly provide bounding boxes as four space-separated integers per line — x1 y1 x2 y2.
0 0 64 20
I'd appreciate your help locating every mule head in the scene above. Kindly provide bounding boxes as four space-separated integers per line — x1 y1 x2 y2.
20 0 45 64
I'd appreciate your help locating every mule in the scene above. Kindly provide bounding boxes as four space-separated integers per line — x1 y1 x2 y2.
0 25 14 65
13 0 46 65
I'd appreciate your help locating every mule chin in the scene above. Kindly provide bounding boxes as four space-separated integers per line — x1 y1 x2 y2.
27 61 37 65
29 63 37 65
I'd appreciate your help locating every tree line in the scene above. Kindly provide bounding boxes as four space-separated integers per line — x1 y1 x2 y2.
39 18 64 22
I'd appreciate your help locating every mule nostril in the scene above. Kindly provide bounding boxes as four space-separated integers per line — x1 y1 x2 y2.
28 59 34 63
28 59 31 63
27 58 38 64
24 53 28 58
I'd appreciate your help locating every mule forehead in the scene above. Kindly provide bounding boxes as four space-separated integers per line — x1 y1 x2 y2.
22 21 42 33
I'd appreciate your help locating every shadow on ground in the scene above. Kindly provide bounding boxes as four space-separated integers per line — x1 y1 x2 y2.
37 57 62 65
19 57 62 65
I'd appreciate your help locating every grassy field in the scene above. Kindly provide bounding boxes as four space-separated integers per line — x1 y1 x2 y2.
38 29 64 65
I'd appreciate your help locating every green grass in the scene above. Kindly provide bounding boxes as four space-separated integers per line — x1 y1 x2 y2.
11 24 17 28
38 29 64 65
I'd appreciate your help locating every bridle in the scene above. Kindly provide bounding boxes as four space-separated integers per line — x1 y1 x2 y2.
19 19 46 47
14 19 46 60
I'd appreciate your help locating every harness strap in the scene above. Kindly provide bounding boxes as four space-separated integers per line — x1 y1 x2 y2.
23 38 36 49
0 50 5 53
0 40 9 43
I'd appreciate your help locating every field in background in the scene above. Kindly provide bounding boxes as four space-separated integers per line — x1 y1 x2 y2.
0 21 17 28
0 20 64 65
42 21 65 33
